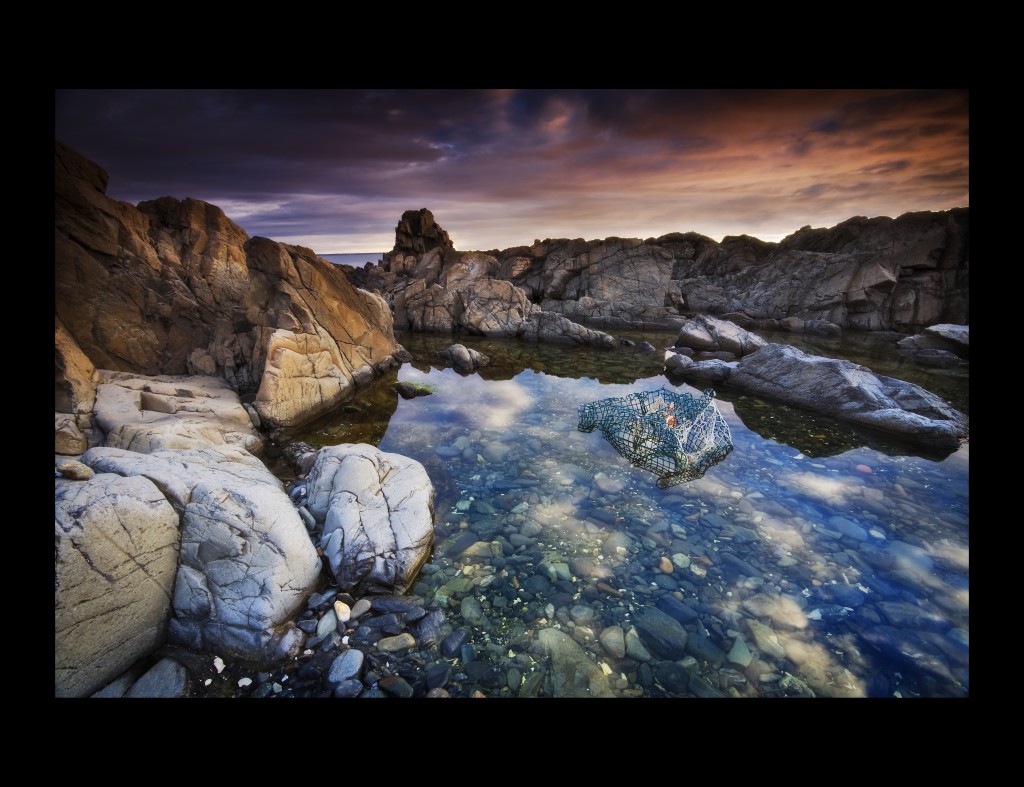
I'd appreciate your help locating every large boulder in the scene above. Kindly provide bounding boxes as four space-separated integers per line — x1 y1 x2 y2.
674 314 767 356
674 343 968 450
55 140 401 430
79 445 322 663
304 444 435 596
437 344 489 373
55 473 181 697
897 323 969 367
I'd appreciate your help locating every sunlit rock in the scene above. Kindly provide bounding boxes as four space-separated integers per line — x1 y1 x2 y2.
305 443 435 596
80 445 322 663
55 473 180 697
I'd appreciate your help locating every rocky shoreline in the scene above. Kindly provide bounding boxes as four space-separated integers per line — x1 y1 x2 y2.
55 139 969 698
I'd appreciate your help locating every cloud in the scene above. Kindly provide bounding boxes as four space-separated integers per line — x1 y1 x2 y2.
55 89 969 252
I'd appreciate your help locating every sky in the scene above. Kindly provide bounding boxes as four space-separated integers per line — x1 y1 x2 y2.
54 89 969 254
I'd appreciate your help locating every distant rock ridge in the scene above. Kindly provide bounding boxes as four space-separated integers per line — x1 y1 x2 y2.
358 206 968 335
369 212 617 347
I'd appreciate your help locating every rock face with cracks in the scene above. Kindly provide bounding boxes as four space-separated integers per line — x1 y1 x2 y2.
304 444 435 596
78 445 322 664
668 342 968 450
55 473 181 698
55 140 402 431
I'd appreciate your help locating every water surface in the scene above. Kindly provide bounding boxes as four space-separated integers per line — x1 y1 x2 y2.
295 329 969 698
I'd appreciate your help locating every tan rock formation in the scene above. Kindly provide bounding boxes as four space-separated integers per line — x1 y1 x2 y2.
54 140 401 430
55 473 181 697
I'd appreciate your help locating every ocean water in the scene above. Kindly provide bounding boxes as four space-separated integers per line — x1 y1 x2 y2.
321 252 385 267
292 329 970 698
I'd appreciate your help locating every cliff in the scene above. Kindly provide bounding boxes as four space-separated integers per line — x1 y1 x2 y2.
55 140 402 432
361 207 968 335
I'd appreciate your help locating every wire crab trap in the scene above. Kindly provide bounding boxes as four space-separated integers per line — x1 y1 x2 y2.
578 387 733 488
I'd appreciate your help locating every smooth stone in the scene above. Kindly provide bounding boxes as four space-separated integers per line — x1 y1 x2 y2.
333 679 363 698
308 589 338 610
686 632 727 666
599 625 626 661
727 635 754 668
379 675 415 698
327 649 364 684
687 674 726 698
446 531 480 557
594 473 626 494
316 609 338 638
828 515 869 541
58 460 94 480
655 661 690 694
441 629 468 658
569 605 597 625
426 662 451 689
350 598 372 619
377 633 416 652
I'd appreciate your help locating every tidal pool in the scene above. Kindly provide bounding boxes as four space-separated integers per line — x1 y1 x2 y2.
293 329 969 698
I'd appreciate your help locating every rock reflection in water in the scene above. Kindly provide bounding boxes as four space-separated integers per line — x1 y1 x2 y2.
282 329 968 698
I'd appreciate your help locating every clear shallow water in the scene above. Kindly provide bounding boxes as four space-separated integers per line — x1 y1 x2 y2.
294 330 969 698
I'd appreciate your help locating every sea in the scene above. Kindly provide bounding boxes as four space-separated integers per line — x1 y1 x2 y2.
320 252 385 267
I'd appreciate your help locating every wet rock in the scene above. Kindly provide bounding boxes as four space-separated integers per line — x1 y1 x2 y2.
124 658 193 698
327 649 365 686
441 629 469 658
686 633 727 666
633 607 689 659
656 594 699 625
655 661 690 694
538 628 614 697
379 675 415 698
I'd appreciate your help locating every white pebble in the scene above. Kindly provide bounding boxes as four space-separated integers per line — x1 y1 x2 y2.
238 677 252 687
213 657 225 673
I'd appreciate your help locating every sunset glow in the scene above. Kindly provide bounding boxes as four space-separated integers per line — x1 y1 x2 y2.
55 89 969 254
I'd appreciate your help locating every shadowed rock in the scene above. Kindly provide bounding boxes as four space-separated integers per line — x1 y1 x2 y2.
669 342 967 450
537 628 615 697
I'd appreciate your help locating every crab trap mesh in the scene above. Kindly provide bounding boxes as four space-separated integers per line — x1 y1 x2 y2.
578 387 733 488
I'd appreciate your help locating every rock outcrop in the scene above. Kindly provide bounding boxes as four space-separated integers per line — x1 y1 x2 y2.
366 210 617 347
91 371 264 455
359 208 968 336
55 472 181 698
666 342 968 450
897 323 969 367
673 314 767 357
55 140 402 431
80 444 322 663
55 317 100 454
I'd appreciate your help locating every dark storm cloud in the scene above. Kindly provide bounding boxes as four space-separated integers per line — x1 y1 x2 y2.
54 88 969 252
